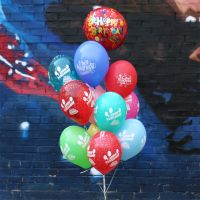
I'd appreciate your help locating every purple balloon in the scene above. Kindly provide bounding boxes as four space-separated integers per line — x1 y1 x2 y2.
74 41 109 87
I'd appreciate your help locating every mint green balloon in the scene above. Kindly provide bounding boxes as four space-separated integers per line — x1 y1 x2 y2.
59 126 91 169
94 92 127 133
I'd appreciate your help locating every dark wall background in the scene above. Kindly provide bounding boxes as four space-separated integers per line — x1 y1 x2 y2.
0 0 200 199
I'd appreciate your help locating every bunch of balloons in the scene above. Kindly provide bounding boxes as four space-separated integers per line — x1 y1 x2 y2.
48 7 146 175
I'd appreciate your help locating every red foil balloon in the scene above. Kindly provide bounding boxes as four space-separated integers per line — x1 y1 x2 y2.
83 7 128 51
59 80 95 125
87 131 122 175
105 60 138 97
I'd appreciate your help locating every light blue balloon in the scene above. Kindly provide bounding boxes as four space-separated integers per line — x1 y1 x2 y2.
74 41 109 87
94 92 127 133
116 119 147 161
48 55 78 92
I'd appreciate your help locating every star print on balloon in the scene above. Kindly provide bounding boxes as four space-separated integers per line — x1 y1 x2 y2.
0 25 58 100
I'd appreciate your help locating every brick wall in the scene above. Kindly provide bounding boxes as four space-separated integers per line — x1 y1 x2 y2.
0 0 200 200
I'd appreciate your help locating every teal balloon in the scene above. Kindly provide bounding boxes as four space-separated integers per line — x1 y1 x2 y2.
116 119 147 161
94 92 127 133
48 55 77 91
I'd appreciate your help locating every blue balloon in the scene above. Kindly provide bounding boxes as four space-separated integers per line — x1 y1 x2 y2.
48 55 78 92
116 119 147 161
74 41 109 87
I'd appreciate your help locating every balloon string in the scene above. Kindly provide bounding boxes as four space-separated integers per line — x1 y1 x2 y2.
80 169 90 174
103 175 107 200
106 167 118 193
98 183 103 193
101 167 118 199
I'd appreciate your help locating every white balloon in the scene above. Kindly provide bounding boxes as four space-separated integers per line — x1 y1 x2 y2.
90 167 102 176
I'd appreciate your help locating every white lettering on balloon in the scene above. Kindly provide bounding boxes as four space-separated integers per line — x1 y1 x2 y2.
117 74 132 87
55 65 70 79
60 143 70 157
105 107 122 126
76 59 96 75
103 149 119 167
88 148 96 158
83 89 94 107
88 145 96 165
100 131 105 138
119 130 135 142
60 97 75 113
119 130 135 150
61 144 76 161
68 154 75 161
68 108 78 116
92 16 118 26
77 134 90 148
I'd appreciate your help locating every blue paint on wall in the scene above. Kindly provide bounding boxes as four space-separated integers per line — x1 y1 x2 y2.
1 0 78 66
153 91 172 104
20 121 30 139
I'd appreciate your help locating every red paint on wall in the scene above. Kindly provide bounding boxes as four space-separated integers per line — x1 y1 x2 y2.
0 25 58 100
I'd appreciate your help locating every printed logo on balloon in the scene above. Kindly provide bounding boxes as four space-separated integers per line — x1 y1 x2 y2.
87 131 122 175
103 149 120 167
60 126 91 169
118 130 135 149
77 134 90 148
94 92 127 133
83 7 128 50
117 73 132 87
48 55 78 92
105 60 138 97
87 147 96 166
76 59 96 75
59 80 94 125
116 119 147 161
105 107 122 126
74 41 109 87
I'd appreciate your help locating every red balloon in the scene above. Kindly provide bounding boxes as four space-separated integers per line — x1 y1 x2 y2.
83 7 128 51
59 80 95 125
105 60 138 97
88 131 122 175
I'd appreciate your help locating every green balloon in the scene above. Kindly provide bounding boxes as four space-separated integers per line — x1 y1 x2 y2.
59 126 91 169
94 92 127 133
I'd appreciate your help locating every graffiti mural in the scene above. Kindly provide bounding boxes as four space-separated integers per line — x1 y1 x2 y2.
167 0 200 17
0 25 58 100
167 0 200 63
